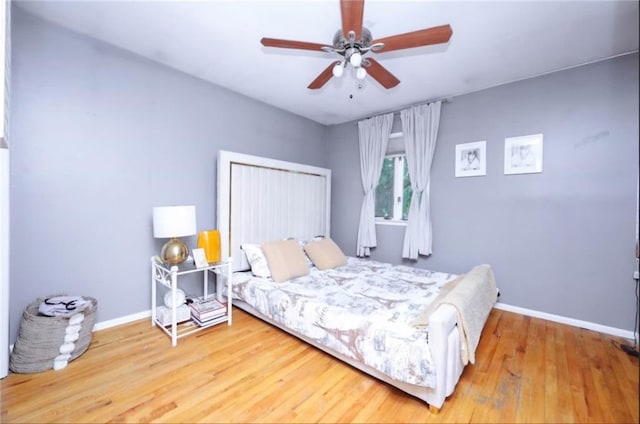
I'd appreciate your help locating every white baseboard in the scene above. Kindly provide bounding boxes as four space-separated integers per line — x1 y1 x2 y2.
494 302 637 340
92 310 150 332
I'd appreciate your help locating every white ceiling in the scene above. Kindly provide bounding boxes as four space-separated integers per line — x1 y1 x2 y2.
16 0 639 126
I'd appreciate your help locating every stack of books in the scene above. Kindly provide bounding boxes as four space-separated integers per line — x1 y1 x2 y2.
189 297 227 326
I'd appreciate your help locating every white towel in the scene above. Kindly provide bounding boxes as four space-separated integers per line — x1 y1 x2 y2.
38 296 91 318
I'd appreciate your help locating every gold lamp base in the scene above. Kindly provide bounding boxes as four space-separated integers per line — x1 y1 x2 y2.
160 237 189 265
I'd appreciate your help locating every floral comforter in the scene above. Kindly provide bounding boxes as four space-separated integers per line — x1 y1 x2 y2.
230 257 457 388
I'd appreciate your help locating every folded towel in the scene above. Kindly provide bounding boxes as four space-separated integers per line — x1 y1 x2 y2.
39 296 91 318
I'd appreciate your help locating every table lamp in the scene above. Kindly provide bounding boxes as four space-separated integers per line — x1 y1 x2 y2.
153 205 196 265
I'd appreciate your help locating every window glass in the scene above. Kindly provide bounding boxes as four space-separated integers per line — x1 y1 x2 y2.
375 155 412 221
402 158 412 220
375 157 394 218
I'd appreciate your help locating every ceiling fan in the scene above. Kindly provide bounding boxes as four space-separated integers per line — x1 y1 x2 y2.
260 0 453 90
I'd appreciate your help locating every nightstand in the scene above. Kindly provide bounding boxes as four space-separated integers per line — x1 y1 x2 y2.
150 256 232 346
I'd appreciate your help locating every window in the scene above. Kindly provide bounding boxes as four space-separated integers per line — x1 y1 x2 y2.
375 155 412 221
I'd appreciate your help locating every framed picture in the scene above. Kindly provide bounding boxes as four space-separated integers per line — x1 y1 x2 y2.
504 134 543 175
455 141 486 177
192 248 209 268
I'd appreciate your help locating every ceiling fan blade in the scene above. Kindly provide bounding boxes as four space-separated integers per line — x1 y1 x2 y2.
340 0 364 40
261 37 329 52
308 62 338 90
365 58 400 89
372 24 453 53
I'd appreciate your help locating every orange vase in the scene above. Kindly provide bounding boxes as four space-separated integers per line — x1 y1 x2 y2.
197 230 221 263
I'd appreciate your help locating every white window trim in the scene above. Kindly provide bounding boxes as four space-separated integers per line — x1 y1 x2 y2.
392 155 404 219
375 217 408 226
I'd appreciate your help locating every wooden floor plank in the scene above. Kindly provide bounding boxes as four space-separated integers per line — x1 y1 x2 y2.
563 326 589 423
586 330 634 423
606 336 640 423
497 313 528 424
515 313 546 423
553 324 577 423
544 322 560 423
1 308 637 423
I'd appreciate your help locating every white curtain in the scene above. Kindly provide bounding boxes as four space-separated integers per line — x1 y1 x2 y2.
356 113 393 257
401 101 442 259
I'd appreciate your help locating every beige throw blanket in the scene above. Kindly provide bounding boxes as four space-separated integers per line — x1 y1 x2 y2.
411 264 497 365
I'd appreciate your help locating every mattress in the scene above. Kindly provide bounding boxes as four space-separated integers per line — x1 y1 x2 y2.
230 257 458 388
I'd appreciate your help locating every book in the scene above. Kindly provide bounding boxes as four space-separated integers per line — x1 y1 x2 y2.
191 306 226 321
189 297 226 321
190 297 225 313
191 312 226 327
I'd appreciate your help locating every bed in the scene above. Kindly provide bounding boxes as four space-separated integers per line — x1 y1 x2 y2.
216 150 497 412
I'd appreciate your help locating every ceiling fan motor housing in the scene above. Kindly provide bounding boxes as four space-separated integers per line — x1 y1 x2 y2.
333 27 372 54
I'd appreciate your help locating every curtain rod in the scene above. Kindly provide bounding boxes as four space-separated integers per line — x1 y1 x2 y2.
362 95 453 122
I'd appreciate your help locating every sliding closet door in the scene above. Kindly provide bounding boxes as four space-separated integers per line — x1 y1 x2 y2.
0 0 10 379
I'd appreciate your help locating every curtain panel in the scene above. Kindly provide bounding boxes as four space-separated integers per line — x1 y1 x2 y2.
356 113 393 257
401 101 442 259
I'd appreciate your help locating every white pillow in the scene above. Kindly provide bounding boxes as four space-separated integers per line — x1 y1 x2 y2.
241 244 271 278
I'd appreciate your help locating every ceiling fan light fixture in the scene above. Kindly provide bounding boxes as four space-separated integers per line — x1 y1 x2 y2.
332 61 345 78
356 66 367 80
349 51 363 67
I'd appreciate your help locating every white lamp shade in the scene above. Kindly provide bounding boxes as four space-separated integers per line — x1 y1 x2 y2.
332 62 344 77
153 205 196 238
349 52 362 67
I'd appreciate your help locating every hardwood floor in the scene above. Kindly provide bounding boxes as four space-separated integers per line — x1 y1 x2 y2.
1 308 638 423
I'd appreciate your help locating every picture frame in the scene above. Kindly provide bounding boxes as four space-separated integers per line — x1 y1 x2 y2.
455 141 486 177
192 248 209 269
504 133 543 175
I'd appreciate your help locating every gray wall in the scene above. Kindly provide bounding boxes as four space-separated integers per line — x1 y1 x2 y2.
8 7 328 342
328 53 639 331
8 5 638 343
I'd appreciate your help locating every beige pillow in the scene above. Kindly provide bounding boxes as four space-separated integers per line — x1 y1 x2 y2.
304 238 347 270
261 239 310 283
